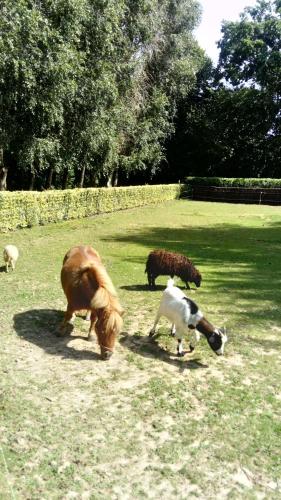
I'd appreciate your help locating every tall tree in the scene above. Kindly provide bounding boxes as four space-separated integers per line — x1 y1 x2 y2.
165 0 280 180
0 0 85 189
218 0 281 97
0 0 203 189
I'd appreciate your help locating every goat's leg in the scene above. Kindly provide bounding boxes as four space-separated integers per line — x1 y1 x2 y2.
189 329 201 352
149 312 161 337
177 338 185 357
170 323 176 336
11 260 15 271
5 262 9 273
85 310 91 321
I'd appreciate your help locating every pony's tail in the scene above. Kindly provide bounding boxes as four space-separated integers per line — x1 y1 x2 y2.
87 264 124 333
91 286 111 309
81 263 117 310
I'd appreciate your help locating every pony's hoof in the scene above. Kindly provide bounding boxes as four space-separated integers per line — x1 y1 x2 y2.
55 329 65 337
177 351 185 357
88 335 95 342
149 330 155 338
101 351 113 360
170 331 175 337
56 322 73 337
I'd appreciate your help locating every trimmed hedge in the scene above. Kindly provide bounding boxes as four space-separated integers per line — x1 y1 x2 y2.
185 177 281 188
0 184 182 231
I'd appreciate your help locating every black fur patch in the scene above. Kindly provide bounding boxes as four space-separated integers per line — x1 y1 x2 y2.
206 332 222 353
182 297 198 315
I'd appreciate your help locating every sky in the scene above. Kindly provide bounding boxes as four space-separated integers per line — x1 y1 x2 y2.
195 0 258 63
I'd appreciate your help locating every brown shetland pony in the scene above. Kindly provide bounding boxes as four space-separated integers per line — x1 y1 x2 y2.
60 245 123 359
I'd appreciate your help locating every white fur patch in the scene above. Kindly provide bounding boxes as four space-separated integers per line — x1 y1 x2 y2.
3 245 19 271
157 284 203 335
214 328 228 354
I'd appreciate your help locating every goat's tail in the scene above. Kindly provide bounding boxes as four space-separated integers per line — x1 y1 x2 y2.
166 278 175 288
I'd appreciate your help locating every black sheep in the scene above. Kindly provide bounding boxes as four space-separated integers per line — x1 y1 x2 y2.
145 249 202 289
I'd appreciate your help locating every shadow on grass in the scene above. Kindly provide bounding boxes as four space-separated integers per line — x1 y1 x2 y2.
0 265 7 273
13 309 101 361
119 332 208 372
244 335 281 351
103 221 281 324
120 284 165 292
120 284 195 292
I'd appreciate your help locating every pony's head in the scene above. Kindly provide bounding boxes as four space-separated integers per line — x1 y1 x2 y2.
96 307 124 359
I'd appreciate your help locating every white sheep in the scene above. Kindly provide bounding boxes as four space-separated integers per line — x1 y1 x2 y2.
3 245 19 272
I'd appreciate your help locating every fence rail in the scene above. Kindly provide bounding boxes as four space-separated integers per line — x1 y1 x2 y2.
188 186 281 205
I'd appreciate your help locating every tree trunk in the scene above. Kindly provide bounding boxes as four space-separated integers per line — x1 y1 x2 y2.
0 167 8 191
79 164 86 188
47 168 54 189
0 148 7 191
107 171 114 187
63 169 69 189
113 169 118 187
29 172 35 191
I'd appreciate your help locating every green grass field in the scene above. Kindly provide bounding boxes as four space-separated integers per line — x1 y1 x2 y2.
1 200 281 499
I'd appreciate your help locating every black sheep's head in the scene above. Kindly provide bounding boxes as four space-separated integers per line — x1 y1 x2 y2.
193 272 202 288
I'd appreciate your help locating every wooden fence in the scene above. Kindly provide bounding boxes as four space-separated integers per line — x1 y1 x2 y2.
188 186 281 205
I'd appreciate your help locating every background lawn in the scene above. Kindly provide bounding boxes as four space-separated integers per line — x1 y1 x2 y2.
1 200 281 499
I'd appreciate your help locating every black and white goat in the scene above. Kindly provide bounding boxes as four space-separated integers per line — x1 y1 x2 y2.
149 279 227 356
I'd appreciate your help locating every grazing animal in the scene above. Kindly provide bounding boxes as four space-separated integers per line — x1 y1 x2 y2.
3 245 19 272
149 279 227 357
145 249 202 289
60 245 123 360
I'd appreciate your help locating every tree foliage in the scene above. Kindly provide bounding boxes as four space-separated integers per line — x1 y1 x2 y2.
218 0 281 96
0 0 202 189
164 0 280 180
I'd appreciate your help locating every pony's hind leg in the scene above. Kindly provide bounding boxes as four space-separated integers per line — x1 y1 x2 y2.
57 305 75 336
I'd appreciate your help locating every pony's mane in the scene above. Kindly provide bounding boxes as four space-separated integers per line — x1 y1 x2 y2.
91 264 124 336
104 307 123 336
